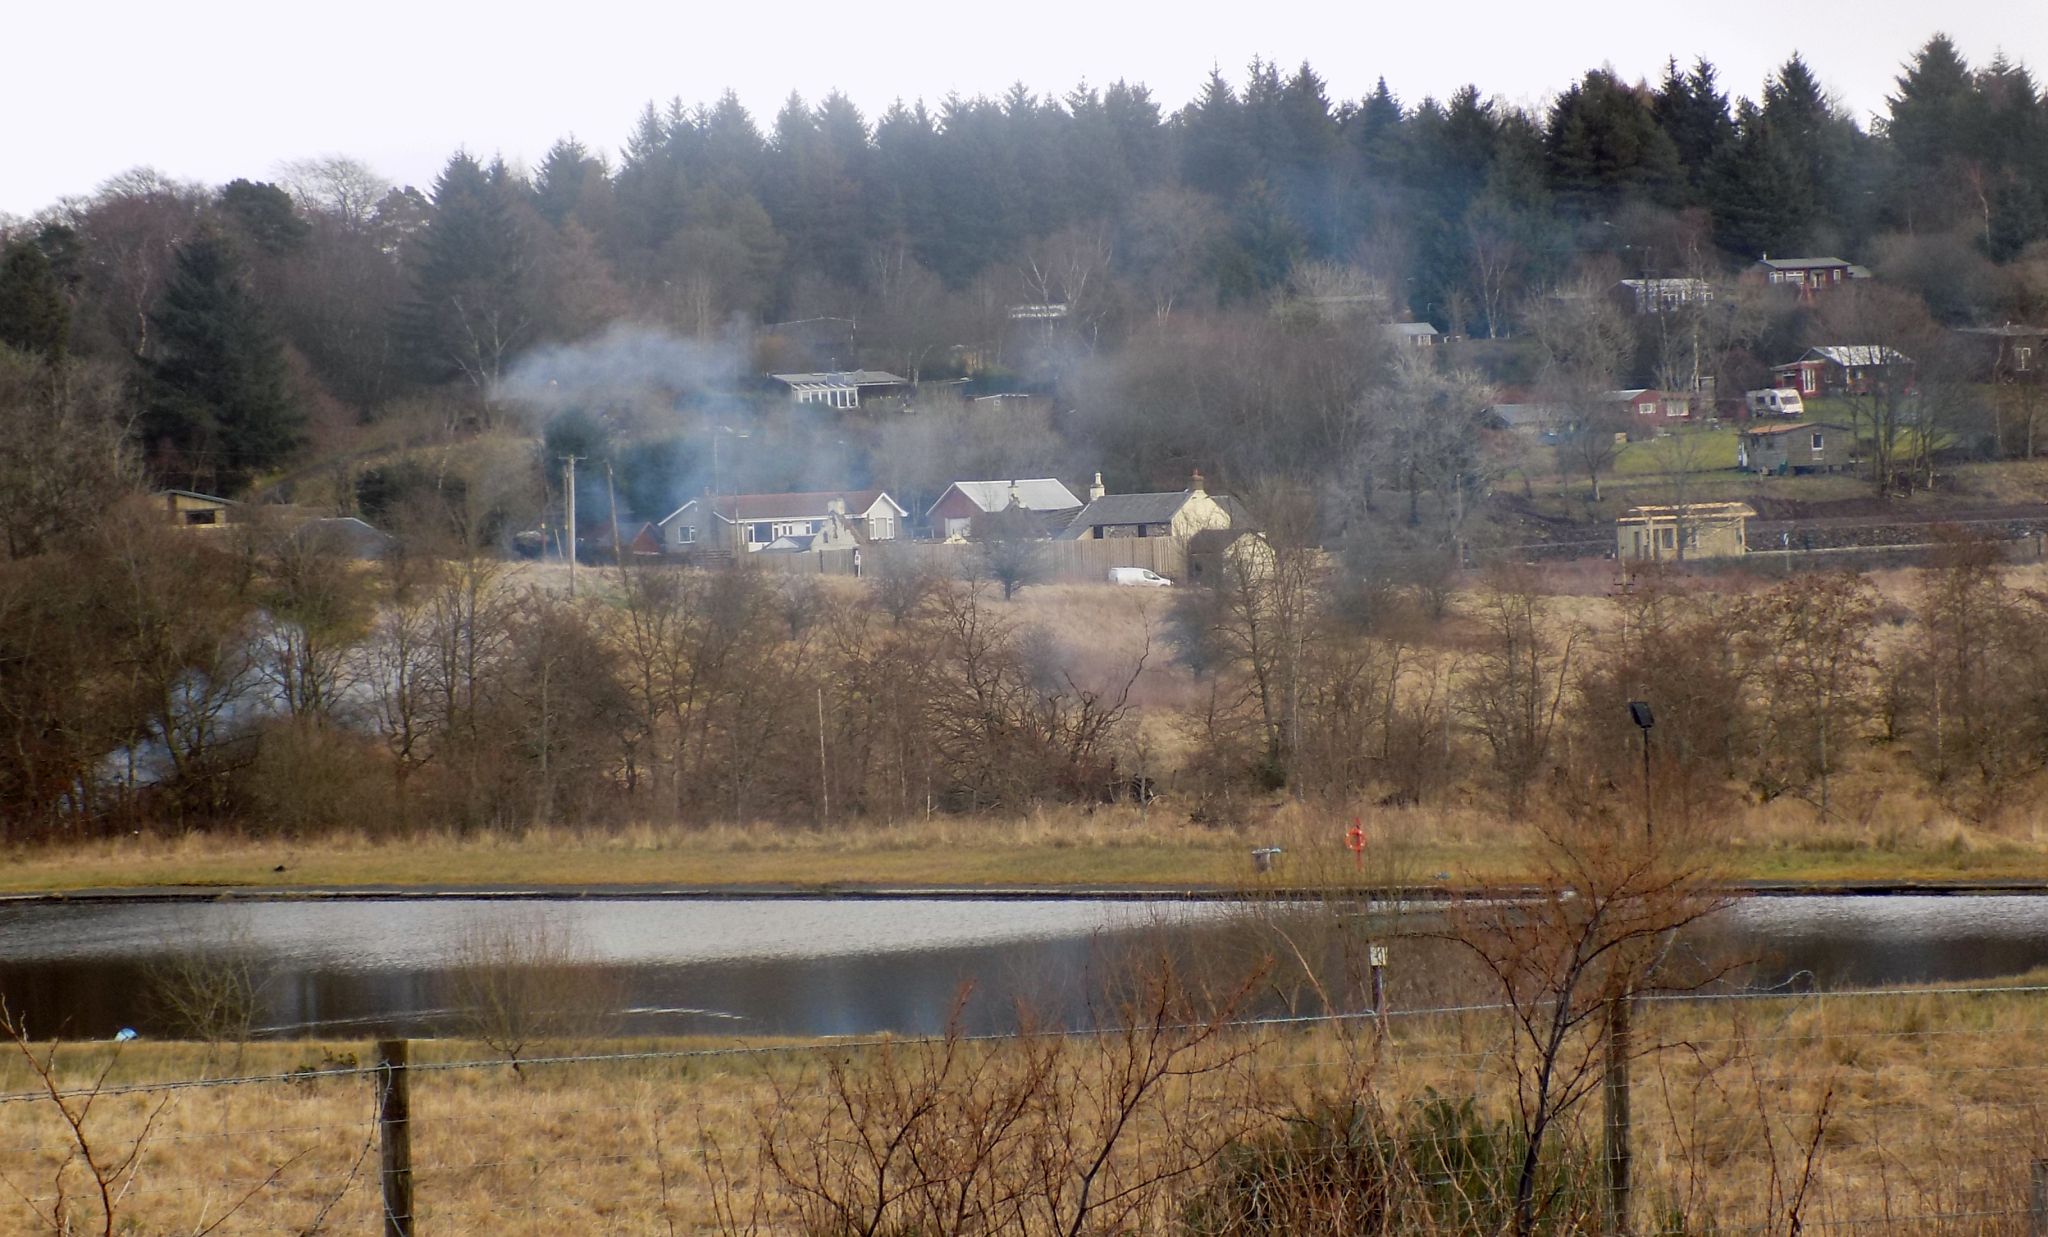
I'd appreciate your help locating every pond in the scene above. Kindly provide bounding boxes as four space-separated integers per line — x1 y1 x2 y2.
0 894 2040 1040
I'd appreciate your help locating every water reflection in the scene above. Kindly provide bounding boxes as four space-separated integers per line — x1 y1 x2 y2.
0 895 2043 1040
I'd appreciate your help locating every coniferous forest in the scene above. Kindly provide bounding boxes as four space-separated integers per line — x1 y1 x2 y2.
4 36 2048 515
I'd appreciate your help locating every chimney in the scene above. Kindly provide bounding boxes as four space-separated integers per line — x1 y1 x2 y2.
826 497 847 516
1190 469 1206 498
1007 480 1021 509
1089 472 1105 501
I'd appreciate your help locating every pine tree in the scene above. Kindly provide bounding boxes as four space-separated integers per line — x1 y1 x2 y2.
1886 35 1983 232
1273 63 1342 253
533 138 610 228
1348 78 1405 184
1544 70 1682 217
219 179 309 254
1888 35 1977 172
403 151 535 390
0 240 69 360
1654 58 1736 201
1707 100 1813 256
145 230 301 490
1180 70 1250 197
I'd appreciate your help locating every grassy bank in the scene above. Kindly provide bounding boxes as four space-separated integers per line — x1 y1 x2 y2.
11 800 2048 893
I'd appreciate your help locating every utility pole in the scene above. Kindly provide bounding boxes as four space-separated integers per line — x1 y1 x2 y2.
562 455 581 598
606 461 625 582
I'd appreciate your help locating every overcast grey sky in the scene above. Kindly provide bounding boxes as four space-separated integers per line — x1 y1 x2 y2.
3 0 2040 218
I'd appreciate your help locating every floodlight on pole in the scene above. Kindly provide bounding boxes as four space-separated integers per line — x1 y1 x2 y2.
1627 701 1654 840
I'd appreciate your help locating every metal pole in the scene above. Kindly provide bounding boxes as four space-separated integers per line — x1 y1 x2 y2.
1640 726 1653 842
376 1038 414 1237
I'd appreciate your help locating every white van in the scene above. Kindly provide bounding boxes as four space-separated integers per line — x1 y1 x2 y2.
1747 388 1805 418
1108 567 1173 588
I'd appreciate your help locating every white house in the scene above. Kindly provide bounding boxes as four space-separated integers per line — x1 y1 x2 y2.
664 490 909 553
769 370 909 410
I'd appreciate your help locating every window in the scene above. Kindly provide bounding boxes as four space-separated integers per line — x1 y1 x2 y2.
675 523 696 544
183 510 218 526
1659 527 1676 550
1801 368 1817 394
869 515 894 540
748 523 773 543
1811 432 1824 451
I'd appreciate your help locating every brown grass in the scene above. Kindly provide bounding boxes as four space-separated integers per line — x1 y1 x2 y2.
14 787 2048 894
2 981 2045 1234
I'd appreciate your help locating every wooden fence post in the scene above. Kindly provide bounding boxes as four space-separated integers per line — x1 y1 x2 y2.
376 1038 415 1237
2030 1158 2048 1236
1604 995 1633 1235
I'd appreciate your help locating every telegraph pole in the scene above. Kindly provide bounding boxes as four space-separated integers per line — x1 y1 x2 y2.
606 461 625 581
562 455 581 598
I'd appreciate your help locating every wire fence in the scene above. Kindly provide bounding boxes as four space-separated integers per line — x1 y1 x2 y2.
1 983 2047 1234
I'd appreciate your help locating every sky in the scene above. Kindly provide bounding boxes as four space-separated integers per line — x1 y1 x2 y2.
3 0 2043 218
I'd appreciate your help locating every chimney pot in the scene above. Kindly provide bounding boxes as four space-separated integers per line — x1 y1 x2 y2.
1190 469 1206 497
1089 472 1105 501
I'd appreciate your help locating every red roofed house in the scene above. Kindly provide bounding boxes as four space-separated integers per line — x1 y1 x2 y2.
1770 346 1913 398
1602 388 1692 433
1751 256 1871 301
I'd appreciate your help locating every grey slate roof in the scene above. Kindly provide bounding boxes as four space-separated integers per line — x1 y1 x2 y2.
1055 491 1254 539
1057 492 1189 536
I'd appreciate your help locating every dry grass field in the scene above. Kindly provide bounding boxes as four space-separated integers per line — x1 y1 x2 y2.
2 978 2044 1234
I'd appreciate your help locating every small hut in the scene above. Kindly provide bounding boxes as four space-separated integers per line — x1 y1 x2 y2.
1615 502 1755 562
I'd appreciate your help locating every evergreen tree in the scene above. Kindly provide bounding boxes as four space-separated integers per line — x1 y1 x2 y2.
1103 80 1169 190
145 230 301 490
1348 78 1405 184
1886 35 1983 231
1654 58 1736 201
0 240 69 359
613 101 691 264
1212 180 1303 301
1887 35 1977 172
698 90 767 193
533 138 611 228
1706 99 1812 256
1760 53 1870 242
1180 70 1251 197
403 151 535 390
1544 70 1682 217
219 179 309 254
1979 55 2048 257
1273 62 1343 253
